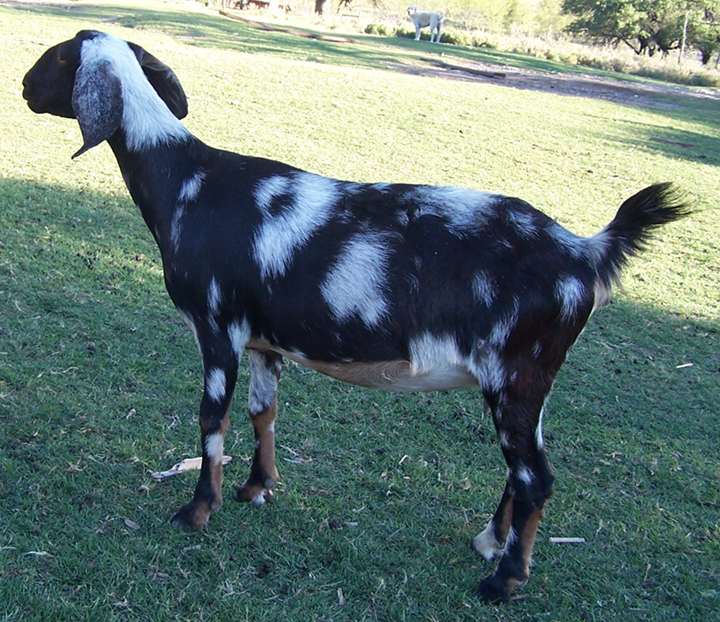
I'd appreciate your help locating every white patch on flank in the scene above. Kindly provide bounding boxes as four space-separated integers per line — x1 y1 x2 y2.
471 270 495 307
499 431 511 448
408 186 499 236
253 173 339 279
517 465 534 485
205 432 224 463
206 368 226 403
321 232 392 327
228 318 251 362
489 297 520 347
531 341 542 359
473 521 502 561
535 406 545 449
469 347 505 393
506 208 537 238
254 175 290 211
78 34 188 152
556 275 585 321
178 170 205 203
248 350 278 415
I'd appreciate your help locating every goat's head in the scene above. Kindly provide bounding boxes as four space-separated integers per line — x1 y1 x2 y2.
407 6 417 16
23 30 188 157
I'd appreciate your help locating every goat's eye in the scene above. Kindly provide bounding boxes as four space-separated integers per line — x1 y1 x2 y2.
56 48 67 65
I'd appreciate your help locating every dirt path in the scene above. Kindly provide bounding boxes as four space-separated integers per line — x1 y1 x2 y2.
387 56 720 111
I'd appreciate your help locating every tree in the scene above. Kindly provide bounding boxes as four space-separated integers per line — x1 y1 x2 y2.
562 0 685 55
689 3 720 63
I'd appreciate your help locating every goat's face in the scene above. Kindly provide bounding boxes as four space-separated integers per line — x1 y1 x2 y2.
23 30 188 156
22 32 88 118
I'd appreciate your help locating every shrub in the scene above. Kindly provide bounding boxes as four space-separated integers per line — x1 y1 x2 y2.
364 23 393 36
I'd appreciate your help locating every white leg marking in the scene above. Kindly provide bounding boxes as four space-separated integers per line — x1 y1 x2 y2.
205 432 224 463
248 351 278 415
473 521 502 561
517 465 534 485
206 368 226 403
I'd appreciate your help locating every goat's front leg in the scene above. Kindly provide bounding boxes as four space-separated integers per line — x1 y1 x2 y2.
236 350 282 507
477 388 554 603
171 332 238 530
414 25 421 40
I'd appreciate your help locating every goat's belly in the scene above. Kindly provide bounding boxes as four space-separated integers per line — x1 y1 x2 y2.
249 342 476 392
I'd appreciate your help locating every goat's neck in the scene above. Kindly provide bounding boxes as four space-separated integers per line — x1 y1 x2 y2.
107 132 201 247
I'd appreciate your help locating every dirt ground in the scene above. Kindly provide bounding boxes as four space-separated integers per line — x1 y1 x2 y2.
385 55 720 111
217 8 720 112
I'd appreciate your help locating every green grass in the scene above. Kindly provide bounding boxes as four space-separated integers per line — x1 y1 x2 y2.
1 1 719 620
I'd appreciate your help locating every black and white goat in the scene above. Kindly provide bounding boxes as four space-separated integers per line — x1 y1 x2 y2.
407 6 444 43
23 31 688 603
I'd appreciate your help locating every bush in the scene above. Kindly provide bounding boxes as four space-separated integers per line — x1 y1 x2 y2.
364 23 393 36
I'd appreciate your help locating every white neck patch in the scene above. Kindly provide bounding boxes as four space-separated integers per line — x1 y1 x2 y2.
79 34 188 151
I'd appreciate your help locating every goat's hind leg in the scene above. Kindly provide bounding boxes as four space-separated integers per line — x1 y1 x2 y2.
236 350 282 507
473 480 513 561
476 385 554 602
172 329 238 529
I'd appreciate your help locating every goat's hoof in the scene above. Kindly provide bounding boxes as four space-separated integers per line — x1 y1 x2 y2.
236 482 274 507
170 501 210 530
477 575 511 604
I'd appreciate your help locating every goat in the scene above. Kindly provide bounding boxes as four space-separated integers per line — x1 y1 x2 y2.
22 31 688 603
407 6 444 43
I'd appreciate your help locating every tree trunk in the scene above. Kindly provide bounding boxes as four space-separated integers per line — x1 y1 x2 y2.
315 0 328 15
678 10 689 65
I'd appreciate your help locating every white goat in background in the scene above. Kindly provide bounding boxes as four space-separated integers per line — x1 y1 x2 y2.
407 6 444 43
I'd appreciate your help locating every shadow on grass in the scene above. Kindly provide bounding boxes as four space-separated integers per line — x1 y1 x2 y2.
595 118 720 166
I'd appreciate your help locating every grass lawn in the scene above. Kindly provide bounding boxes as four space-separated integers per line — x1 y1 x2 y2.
1 1 718 620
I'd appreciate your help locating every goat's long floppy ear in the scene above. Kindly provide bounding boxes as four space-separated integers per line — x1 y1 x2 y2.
71 60 123 159
128 42 188 119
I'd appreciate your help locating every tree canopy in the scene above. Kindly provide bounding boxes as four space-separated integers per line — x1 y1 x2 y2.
563 0 720 62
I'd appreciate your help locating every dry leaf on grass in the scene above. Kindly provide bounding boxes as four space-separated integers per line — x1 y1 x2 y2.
150 455 232 481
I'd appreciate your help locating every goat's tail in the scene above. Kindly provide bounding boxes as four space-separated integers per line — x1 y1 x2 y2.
592 183 690 305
